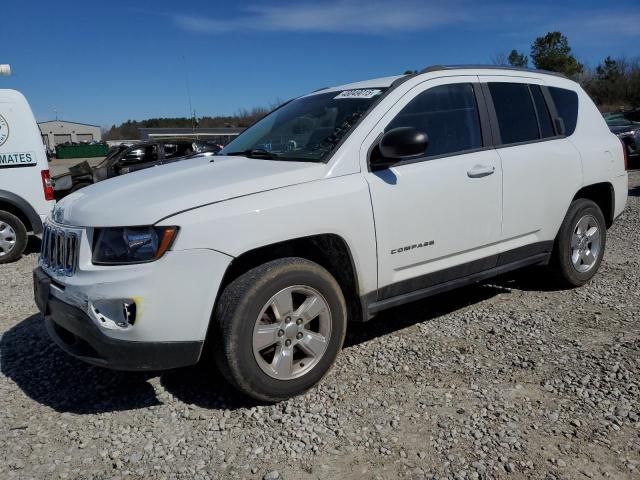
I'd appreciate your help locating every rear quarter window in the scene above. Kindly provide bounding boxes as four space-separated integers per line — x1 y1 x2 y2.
549 87 579 136
488 83 539 145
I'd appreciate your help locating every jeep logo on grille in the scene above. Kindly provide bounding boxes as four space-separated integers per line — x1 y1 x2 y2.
52 204 64 224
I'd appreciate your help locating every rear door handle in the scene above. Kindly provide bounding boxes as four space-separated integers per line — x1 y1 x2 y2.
467 164 495 178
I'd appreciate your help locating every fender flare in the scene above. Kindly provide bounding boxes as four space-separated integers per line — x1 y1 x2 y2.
0 189 44 234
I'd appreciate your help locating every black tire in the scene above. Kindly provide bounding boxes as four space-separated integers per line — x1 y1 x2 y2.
70 182 92 193
550 199 606 287
0 210 28 264
212 257 347 402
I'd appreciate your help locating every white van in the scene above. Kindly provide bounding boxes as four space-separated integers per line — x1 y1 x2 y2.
0 89 55 263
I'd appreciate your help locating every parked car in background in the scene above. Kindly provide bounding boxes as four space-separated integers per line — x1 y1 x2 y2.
605 110 639 168
52 138 222 199
0 89 55 263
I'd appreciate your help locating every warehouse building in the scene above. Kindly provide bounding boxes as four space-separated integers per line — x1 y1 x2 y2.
139 127 244 144
38 120 102 149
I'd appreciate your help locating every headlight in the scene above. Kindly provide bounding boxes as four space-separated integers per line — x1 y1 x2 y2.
92 226 178 265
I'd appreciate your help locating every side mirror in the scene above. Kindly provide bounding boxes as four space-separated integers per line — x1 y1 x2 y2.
375 127 428 167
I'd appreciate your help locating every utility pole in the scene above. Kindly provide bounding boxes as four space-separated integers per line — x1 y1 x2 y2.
181 56 197 131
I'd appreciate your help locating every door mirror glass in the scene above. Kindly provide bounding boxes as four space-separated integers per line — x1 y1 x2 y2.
378 127 428 160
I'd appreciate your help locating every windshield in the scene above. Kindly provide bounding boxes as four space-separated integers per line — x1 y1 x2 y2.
220 88 387 162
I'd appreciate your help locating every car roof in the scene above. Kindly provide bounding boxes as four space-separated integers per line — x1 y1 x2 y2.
310 65 573 96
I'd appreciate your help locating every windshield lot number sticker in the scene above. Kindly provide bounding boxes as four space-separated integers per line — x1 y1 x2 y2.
335 89 382 99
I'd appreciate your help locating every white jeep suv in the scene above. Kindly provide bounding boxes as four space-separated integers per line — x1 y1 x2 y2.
34 66 628 401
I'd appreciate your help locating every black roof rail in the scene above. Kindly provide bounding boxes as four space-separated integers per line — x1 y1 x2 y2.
418 64 568 79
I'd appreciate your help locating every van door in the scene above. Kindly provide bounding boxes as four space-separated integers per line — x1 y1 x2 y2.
363 77 502 301
480 77 582 251
0 89 54 225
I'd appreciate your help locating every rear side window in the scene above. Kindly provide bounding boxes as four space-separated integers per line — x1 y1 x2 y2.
386 83 482 158
530 85 555 138
488 83 539 145
549 87 579 136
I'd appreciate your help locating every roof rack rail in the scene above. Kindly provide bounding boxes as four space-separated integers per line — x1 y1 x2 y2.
418 64 567 79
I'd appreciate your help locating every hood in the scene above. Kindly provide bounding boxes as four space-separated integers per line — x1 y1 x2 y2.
55 156 326 227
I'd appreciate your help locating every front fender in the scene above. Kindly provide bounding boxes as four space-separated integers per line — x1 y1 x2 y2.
158 175 378 295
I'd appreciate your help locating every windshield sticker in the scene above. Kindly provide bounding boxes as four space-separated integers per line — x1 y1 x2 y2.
334 89 382 99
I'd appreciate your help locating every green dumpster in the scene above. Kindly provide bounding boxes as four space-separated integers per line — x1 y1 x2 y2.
56 144 109 159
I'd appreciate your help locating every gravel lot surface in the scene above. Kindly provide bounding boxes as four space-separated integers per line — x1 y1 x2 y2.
48 157 105 177
1 171 639 480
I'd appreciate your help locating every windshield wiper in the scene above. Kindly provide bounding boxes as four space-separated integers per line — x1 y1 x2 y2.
224 149 280 159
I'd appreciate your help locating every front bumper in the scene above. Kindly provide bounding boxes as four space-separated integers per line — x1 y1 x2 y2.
35 267 203 370
33 268 204 370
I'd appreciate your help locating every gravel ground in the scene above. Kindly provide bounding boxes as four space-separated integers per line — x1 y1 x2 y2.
48 157 105 177
1 171 639 480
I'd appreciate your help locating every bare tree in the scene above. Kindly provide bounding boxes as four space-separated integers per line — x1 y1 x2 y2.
491 52 509 66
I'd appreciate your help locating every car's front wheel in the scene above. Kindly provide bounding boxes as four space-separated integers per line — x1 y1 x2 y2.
213 257 347 402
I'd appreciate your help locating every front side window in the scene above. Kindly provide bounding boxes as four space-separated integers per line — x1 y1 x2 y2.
548 87 579 136
221 88 386 162
489 83 539 145
386 83 482 158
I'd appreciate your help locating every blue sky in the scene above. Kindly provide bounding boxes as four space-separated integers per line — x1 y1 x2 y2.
2 0 639 127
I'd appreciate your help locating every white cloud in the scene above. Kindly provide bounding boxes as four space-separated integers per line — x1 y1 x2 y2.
174 1 470 35
570 12 640 38
172 1 640 39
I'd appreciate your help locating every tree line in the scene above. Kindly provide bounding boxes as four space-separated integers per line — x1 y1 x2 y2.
105 31 638 140
104 106 272 140
492 31 640 110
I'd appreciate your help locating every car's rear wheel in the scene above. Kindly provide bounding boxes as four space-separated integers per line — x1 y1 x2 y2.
0 210 28 264
213 257 347 402
551 199 606 287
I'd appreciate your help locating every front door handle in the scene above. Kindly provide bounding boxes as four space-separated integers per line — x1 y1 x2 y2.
467 164 495 178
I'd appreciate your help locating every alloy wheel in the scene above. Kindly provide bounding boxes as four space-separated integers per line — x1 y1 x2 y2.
570 214 601 273
252 285 332 380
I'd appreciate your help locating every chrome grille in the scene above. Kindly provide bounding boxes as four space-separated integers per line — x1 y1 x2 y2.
39 223 80 276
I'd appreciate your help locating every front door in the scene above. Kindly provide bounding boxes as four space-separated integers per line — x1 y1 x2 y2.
364 77 502 300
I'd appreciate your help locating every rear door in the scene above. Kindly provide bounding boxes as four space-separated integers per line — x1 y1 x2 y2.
363 77 503 300
480 77 582 252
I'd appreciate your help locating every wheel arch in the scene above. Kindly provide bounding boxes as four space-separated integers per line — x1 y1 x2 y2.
217 233 365 323
572 182 614 228
0 190 43 234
